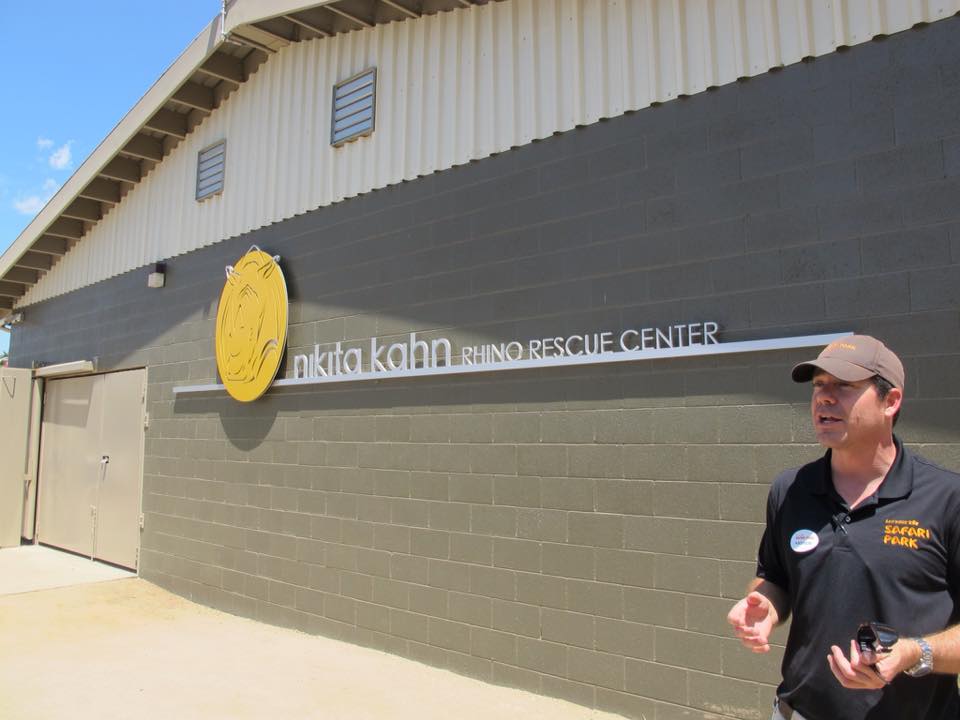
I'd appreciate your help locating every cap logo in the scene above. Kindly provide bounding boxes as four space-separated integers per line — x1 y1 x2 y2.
828 342 857 352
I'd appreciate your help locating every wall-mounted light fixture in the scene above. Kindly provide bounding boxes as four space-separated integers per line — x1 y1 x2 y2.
1 311 23 332
33 358 97 378
147 263 166 289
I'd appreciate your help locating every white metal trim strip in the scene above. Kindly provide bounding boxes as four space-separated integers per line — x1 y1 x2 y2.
173 331 851 395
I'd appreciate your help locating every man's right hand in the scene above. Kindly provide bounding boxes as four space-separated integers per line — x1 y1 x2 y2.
727 590 779 653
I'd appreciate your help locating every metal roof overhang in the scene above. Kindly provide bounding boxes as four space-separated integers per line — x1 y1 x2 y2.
0 0 492 312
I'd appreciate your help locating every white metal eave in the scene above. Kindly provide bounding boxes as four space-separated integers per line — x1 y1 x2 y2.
0 0 354 305
4 0 960 309
0 15 226 280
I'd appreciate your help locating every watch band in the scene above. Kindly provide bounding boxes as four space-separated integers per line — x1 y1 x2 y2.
904 637 933 677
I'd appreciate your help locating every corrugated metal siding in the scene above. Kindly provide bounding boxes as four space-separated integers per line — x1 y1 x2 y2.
22 0 960 305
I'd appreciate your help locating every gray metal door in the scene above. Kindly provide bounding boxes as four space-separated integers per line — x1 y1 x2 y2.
37 375 103 558
36 370 145 569
0 368 37 547
94 370 145 569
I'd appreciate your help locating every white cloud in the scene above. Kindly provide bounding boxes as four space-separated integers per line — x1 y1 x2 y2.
12 178 59 216
13 196 46 215
49 141 73 170
36 136 54 150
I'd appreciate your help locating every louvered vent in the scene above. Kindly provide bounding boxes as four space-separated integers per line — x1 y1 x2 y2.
196 140 226 201
331 68 376 147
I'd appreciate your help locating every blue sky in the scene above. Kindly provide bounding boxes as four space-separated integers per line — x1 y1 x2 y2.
0 1 219 354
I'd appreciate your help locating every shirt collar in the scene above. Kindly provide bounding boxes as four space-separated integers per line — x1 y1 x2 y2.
877 436 913 500
809 436 913 501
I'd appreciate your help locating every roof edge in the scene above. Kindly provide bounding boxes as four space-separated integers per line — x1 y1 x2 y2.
0 1 349 287
222 0 339 33
0 12 227 278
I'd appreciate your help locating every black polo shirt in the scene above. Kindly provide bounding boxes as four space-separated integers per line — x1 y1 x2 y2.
757 438 960 720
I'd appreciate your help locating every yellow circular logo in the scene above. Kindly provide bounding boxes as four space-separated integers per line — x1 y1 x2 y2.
215 247 288 402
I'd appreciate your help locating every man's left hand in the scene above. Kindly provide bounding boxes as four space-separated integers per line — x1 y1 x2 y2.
827 639 920 689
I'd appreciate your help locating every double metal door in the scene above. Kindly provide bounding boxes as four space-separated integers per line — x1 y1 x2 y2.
36 370 145 569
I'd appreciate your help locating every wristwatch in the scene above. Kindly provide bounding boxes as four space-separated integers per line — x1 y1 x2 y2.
904 637 934 677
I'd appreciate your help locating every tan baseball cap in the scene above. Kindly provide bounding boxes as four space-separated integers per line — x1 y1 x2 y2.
791 335 904 389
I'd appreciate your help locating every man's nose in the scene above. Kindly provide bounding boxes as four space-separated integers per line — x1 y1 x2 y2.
814 388 836 403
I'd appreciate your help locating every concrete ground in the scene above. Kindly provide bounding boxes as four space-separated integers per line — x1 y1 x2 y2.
0 544 134 594
0 546 625 720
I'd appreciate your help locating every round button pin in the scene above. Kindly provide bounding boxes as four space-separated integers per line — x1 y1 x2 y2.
790 529 819 553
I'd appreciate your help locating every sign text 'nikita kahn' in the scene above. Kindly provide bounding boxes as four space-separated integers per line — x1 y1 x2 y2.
293 322 720 379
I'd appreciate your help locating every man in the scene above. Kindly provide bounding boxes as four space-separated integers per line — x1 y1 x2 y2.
727 335 960 720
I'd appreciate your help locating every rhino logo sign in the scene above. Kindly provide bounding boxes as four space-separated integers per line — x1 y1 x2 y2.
215 246 288 402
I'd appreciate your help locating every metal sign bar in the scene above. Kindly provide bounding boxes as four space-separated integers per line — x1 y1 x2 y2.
173 331 850 397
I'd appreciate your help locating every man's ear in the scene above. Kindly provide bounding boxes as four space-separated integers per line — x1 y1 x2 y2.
884 387 903 419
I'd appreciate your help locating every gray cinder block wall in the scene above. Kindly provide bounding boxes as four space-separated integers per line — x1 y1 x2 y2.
11 18 960 720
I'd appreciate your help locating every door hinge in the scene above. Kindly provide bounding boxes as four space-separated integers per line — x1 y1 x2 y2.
143 411 150 429
139 513 145 530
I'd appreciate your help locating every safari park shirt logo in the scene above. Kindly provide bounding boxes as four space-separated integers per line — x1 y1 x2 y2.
883 519 931 550
215 247 288 402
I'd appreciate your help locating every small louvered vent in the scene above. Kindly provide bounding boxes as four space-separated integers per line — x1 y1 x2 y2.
196 140 226 201
332 68 376 147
